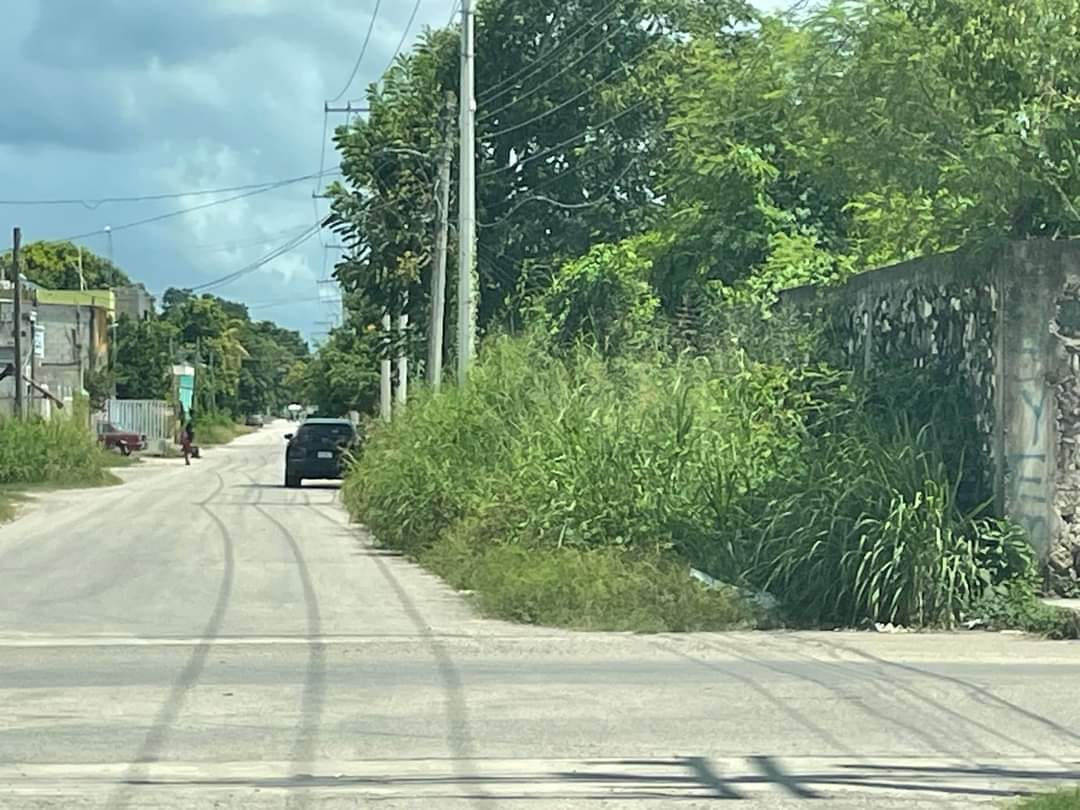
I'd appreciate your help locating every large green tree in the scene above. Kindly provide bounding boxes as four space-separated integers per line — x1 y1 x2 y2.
114 315 178 400
0 241 130 290
327 0 755 343
119 287 310 418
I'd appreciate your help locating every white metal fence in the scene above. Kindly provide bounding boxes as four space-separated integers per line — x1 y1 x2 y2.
94 399 175 454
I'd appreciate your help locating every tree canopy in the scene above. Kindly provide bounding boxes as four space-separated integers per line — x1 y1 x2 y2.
300 0 1080 412
0 240 131 290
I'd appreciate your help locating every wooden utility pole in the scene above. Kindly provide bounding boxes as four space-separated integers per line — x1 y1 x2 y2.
428 92 455 389
12 228 24 418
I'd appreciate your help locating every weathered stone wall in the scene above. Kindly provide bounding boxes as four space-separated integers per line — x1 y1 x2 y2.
1050 283 1080 593
781 240 1080 593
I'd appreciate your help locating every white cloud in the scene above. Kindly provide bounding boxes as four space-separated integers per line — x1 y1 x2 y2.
0 0 448 337
1 0 785 338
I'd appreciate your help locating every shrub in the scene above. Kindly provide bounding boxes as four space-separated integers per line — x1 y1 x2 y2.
422 524 758 632
194 411 250 445
968 577 1080 640
0 416 112 487
698 417 1032 627
535 234 663 358
344 332 1037 632
345 332 820 557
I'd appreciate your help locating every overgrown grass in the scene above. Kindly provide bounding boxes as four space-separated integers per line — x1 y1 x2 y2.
1013 788 1080 809
0 416 116 487
0 416 119 522
195 411 255 446
423 525 758 631
343 333 1041 633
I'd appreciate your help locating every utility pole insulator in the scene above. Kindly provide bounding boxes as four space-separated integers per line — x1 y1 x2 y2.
324 103 370 115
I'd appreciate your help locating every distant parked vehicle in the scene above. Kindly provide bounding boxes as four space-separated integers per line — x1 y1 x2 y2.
245 413 265 427
96 422 146 456
283 418 359 488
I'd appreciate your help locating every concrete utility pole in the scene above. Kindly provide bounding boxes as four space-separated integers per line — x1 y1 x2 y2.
380 312 392 422
396 293 408 407
12 227 24 418
457 0 477 379
428 91 455 389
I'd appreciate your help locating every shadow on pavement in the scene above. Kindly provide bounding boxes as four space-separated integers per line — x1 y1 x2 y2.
110 756 1080 801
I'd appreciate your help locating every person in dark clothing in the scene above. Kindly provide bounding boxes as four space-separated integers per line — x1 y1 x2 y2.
179 408 195 465
180 423 192 465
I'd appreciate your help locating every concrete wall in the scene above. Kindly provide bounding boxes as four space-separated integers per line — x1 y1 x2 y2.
0 297 35 416
34 302 108 397
113 284 155 321
781 240 1080 591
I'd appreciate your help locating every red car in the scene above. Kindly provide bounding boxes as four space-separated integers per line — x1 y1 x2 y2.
96 422 146 455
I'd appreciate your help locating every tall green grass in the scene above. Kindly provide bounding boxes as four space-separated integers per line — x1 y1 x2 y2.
1014 788 1080 809
193 411 254 446
344 333 1033 631
0 416 113 487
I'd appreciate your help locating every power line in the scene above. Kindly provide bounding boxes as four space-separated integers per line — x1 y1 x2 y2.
55 169 341 243
482 44 653 138
478 99 647 180
384 0 424 75
187 224 316 254
447 0 461 26
478 157 641 229
1 172 341 209
190 220 327 294
328 0 384 104
480 23 640 126
478 0 623 103
249 294 342 311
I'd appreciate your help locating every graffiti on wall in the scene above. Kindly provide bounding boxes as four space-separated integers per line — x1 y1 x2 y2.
1010 336 1051 551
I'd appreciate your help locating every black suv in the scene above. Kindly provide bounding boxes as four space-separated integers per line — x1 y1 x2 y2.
284 418 359 488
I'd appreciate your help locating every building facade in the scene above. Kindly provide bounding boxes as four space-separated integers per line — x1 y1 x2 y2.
113 284 155 321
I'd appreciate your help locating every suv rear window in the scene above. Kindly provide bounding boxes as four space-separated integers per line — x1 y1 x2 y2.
297 423 355 445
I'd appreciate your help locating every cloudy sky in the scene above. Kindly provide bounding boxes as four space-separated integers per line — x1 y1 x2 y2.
0 0 785 343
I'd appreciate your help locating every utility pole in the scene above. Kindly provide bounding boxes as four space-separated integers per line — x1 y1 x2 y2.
380 312 392 422
208 350 216 413
429 91 455 389
457 0 477 379
396 293 408 407
77 245 85 291
12 228 24 419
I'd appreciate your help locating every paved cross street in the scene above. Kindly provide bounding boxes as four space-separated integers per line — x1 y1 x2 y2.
1 424 1079 808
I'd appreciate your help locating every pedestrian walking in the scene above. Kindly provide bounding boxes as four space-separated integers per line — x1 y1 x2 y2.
180 421 192 466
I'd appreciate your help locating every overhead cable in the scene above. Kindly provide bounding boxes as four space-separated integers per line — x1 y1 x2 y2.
478 0 623 103
56 169 341 243
327 0 384 104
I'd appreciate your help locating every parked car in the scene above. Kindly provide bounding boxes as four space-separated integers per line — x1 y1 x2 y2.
245 413 265 427
283 418 359 488
96 422 146 456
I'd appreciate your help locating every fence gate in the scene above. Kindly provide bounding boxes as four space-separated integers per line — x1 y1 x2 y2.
101 399 175 455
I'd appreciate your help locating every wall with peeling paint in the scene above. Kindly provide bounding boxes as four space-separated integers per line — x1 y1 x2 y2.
781 241 1080 594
